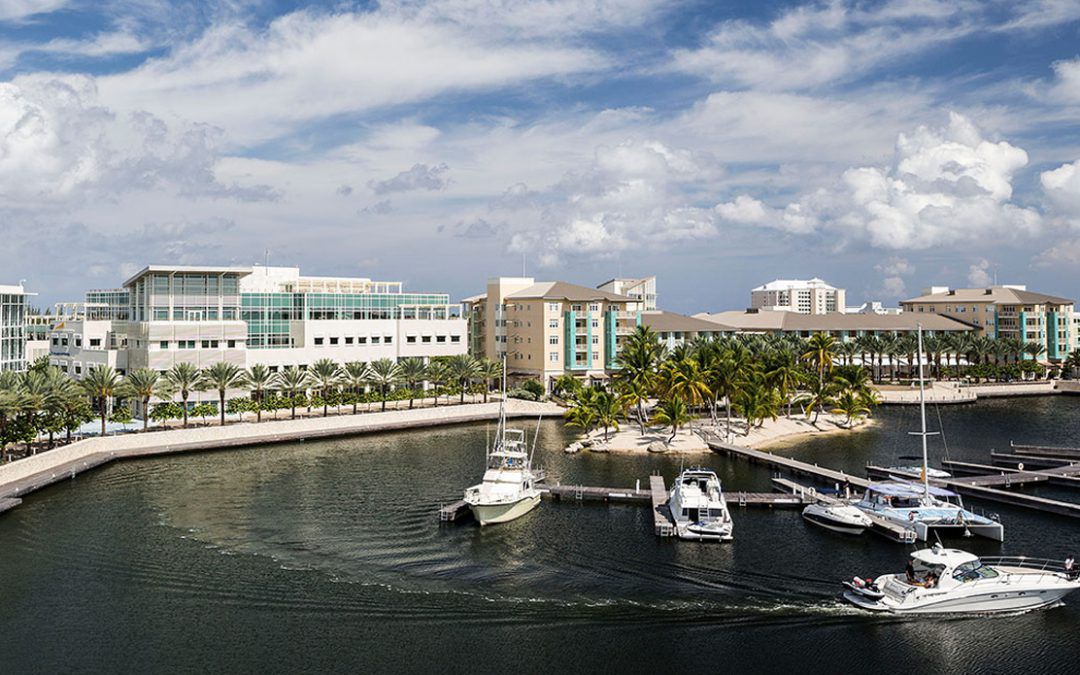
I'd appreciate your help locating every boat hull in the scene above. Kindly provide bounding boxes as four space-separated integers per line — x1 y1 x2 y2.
676 522 734 541
803 507 868 535
468 493 541 526
844 586 1076 614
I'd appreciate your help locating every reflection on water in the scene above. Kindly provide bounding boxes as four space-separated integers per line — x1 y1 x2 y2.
2 399 1080 673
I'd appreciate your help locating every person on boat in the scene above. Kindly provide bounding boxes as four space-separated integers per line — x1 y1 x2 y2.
1066 555 1077 579
905 560 917 583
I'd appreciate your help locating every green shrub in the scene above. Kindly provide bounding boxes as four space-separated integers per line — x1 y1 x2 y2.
520 379 545 399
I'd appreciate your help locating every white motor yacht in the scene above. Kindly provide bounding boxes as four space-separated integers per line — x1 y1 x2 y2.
463 366 542 526
843 544 1080 614
885 465 951 479
668 468 734 541
852 326 1004 542
802 502 872 535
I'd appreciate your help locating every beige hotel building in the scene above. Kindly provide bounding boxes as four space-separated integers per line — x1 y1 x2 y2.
463 278 640 389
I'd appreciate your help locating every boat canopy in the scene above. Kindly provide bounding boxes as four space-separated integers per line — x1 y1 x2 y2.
867 481 957 498
910 546 979 568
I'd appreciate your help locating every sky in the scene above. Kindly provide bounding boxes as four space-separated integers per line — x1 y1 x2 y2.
3 0 1080 313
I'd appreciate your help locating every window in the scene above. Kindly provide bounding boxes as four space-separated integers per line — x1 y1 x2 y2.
329 337 339 345
436 335 446 343
89 338 101 348
549 335 559 345
74 365 82 375
51 337 58 345
549 352 558 362
159 341 169 349
591 319 598 328
210 340 219 348
422 335 431 343
407 336 417 344
450 335 460 343
314 337 324 346
345 337 354 345
548 302 559 312
549 319 558 328
384 336 392 344
592 335 599 344
202 340 211 349
358 337 368 344
589 303 599 312
227 340 236 348
372 336 380 344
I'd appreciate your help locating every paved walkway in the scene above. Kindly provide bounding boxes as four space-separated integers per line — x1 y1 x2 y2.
876 381 1059 404
0 399 563 512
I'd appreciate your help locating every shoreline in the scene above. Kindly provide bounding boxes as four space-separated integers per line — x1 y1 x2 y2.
0 399 563 515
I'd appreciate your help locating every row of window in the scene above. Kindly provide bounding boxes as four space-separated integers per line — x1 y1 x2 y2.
155 340 240 350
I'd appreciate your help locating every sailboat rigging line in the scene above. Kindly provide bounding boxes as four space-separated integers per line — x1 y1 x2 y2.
935 401 951 464
529 413 543 466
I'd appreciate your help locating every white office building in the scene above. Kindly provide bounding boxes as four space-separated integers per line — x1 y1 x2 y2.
49 265 467 401
750 278 845 315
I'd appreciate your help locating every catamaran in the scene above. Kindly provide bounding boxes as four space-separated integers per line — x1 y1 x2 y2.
851 326 1004 541
463 365 542 526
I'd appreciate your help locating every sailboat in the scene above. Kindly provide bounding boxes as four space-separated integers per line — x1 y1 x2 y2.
462 361 542 526
852 327 1004 541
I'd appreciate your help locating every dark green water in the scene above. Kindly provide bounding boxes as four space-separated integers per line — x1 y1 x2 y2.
2 398 1080 673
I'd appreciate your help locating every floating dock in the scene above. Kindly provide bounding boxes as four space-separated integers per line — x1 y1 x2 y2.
1009 442 1080 461
942 459 1080 489
706 439 868 489
440 472 807 533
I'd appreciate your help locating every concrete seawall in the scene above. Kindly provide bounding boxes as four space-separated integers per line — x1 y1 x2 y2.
877 381 1065 405
0 400 564 514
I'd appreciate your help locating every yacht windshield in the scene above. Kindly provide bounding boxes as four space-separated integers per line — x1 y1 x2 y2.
952 560 999 582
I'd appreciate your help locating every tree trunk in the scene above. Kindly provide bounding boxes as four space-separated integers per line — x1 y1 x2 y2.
182 394 189 427
220 392 227 426
143 397 150 431
638 400 646 435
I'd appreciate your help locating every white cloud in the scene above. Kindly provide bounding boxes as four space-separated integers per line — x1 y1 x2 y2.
0 75 275 211
34 30 151 58
781 112 1041 249
0 0 67 21
500 139 720 264
96 9 607 144
967 258 992 286
1041 159 1080 225
369 163 450 194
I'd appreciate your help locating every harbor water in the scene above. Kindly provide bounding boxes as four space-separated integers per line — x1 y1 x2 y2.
2 397 1079 673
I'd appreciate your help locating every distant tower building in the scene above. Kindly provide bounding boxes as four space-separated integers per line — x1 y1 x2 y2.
750 278 845 315
597 277 657 312
1 283 29 372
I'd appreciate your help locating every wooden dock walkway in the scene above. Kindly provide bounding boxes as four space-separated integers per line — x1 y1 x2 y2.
941 459 1080 489
865 465 1080 519
771 477 916 543
706 439 869 489
650 475 675 537
989 452 1072 470
1009 442 1080 461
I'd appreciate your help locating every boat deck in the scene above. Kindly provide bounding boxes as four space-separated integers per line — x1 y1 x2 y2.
771 477 916 543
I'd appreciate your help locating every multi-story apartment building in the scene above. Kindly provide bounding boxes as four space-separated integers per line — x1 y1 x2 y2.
640 311 727 350
695 309 974 342
597 277 657 311
1 284 29 372
901 286 1076 361
751 278 845 314
464 278 639 389
48 265 467 404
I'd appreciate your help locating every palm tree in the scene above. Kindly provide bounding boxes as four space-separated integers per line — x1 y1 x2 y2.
801 333 836 387
368 358 400 412
735 377 779 434
652 398 692 443
163 362 204 427
309 358 342 417
341 362 370 414
831 389 871 428
276 366 310 419
426 360 449 407
616 378 651 435
476 358 502 403
614 328 663 431
564 390 598 436
590 390 621 442
245 364 275 422
202 362 248 426
800 376 836 426
121 368 161 431
446 354 480 404
708 351 748 438
80 365 123 436
1065 349 1080 379
659 357 710 429
397 357 429 408
765 349 802 417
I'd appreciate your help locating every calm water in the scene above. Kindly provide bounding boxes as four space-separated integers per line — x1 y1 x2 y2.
2 398 1080 673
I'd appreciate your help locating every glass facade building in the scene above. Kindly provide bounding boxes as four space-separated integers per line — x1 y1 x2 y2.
129 272 242 321
1 288 27 372
242 292 453 349
86 288 131 320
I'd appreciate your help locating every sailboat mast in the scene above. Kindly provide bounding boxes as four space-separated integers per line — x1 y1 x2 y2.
917 325 930 499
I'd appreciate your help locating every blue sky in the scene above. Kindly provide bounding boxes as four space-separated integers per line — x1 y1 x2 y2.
3 0 1080 313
